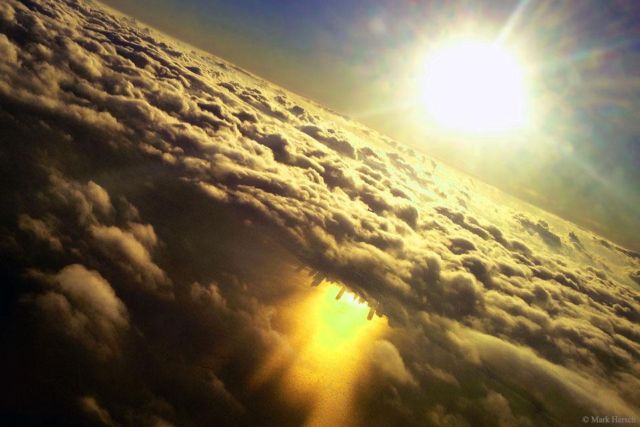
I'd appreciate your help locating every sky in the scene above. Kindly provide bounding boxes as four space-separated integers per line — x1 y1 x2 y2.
101 0 640 250
1 1 639 425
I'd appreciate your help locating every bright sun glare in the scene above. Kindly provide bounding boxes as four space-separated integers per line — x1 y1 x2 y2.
253 284 386 427
421 39 530 134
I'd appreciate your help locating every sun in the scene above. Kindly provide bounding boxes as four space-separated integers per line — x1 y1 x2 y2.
421 39 530 134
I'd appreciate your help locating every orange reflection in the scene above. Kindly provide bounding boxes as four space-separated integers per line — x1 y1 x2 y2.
254 284 387 426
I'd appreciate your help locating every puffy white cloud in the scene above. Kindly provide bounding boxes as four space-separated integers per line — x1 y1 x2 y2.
369 339 416 385
0 33 17 65
458 328 638 418
30 264 128 359
90 224 168 288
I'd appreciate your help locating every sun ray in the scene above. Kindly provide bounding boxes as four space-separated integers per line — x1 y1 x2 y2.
495 0 533 45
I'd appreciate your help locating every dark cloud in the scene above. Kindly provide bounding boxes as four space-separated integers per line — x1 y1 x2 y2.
17 214 63 252
516 214 563 247
299 124 357 158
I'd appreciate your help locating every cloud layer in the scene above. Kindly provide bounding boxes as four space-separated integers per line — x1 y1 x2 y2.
0 1 638 426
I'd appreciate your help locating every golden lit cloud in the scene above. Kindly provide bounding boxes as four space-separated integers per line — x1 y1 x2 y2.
2 1 639 425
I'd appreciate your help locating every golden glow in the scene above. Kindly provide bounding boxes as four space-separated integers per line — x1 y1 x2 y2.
421 39 530 134
309 286 375 351
254 284 387 426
